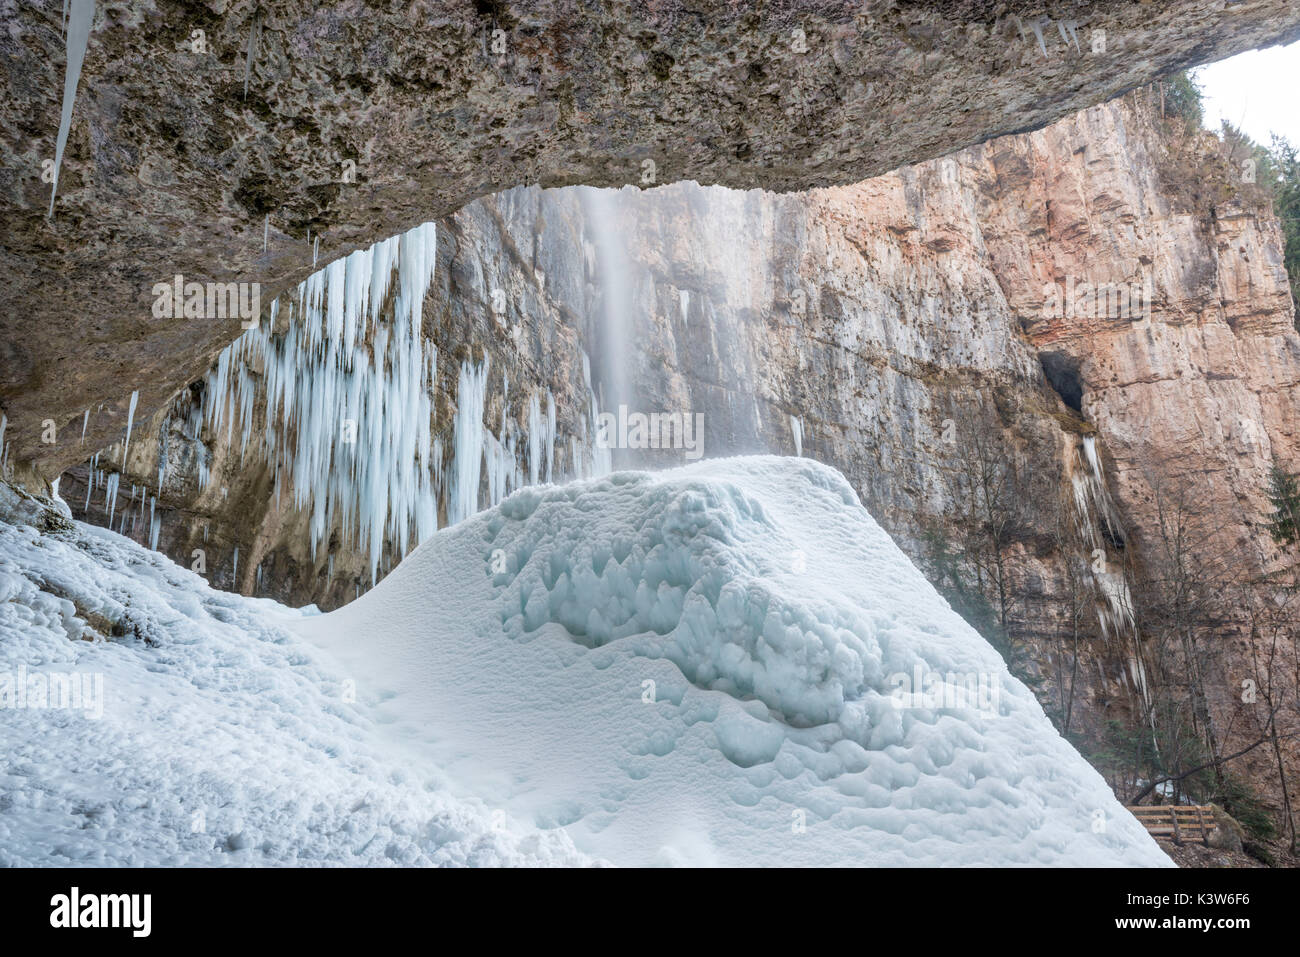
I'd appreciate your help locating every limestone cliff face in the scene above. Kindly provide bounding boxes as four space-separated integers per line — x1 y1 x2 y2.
57 92 1300 826
973 97 1300 572
968 96 1300 813
5 0 1300 486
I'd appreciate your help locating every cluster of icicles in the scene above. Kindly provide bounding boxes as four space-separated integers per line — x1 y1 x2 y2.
1069 435 1137 645
196 222 610 584
204 224 440 583
79 451 163 552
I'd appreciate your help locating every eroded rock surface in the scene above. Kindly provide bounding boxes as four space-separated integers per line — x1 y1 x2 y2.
5 0 1300 482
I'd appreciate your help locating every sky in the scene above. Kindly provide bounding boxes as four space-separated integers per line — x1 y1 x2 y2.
1197 39 1300 148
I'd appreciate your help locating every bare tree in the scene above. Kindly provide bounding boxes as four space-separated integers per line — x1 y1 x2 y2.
1126 465 1242 801
948 398 1037 656
1050 495 1094 737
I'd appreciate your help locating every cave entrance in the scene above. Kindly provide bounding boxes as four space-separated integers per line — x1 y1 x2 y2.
1039 351 1085 414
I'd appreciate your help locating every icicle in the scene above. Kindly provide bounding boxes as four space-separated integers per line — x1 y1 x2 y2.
791 415 803 458
104 471 119 526
1029 18 1050 59
263 214 269 252
545 391 556 484
83 452 97 512
527 393 542 486
121 389 138 468
156 429 168 491
486 432 507 507
449 357 490 525
48 0 94 218
80 408 89 443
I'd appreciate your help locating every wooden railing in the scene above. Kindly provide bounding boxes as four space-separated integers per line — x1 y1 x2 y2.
1126 805 1215 845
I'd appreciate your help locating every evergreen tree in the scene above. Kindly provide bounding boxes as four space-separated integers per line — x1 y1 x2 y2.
1265 459 1300 546
1162 70 1204 128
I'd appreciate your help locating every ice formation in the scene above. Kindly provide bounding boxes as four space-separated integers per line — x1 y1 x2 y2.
449 358 490 526
0 458 1171 866
121 389 138 468
176 218 613 585
293 456 1172 867
575 352 612 479
1069 435 1136 643
526 392 557 487
200 224 439 583
48 0 94 218
243 14 260 99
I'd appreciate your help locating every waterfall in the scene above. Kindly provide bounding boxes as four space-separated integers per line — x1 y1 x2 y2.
579 187 637 419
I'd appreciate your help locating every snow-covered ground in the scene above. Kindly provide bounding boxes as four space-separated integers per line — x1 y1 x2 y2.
0 484 590 866
0 459 1172 866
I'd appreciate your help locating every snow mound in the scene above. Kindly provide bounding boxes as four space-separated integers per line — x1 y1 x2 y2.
294 456 1172 867
0 485 592 866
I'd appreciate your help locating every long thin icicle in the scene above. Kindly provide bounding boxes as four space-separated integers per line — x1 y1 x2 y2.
121 389 138 467
49 0 94 218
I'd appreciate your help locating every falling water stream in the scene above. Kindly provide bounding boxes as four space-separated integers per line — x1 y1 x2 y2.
578 187 638 468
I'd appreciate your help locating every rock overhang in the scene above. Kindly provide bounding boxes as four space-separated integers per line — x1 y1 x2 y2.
3 0 1300 484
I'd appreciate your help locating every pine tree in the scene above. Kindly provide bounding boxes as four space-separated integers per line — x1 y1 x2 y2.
1265 459 1300 546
